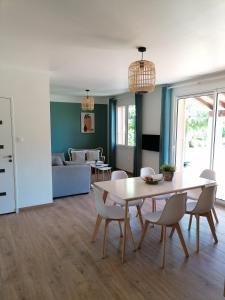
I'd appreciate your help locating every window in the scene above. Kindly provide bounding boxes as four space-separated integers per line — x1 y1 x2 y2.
128 105 136 146
116 105 136 146
117 106 126 145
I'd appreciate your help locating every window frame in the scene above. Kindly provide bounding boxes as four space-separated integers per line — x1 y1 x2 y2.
116 104 136 147
116 105 126 146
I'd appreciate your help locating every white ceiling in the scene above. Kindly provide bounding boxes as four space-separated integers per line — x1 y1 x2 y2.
1 0 225 96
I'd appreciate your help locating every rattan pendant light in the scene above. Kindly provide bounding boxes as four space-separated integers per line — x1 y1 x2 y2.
81 89 94 111
128 47 155 93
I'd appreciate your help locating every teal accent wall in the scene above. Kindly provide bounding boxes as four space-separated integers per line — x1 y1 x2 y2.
50 102 108 159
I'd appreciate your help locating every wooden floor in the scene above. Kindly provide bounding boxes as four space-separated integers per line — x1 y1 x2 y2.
1 191 225 300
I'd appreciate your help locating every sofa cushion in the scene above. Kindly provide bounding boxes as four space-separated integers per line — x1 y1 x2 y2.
71 150 86 163
52 153 65 166
86 150 100 161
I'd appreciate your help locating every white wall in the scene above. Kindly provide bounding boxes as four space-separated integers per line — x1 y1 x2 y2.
0 67 52 208
115 89 162 173
142 86 162 173
115 93 135 173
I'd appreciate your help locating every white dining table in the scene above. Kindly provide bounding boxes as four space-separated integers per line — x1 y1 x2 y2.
93 172 216 263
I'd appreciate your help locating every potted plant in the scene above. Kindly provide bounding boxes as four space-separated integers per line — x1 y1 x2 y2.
160 164 176 181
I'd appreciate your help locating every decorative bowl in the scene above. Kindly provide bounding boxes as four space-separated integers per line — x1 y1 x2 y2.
142 174 163 185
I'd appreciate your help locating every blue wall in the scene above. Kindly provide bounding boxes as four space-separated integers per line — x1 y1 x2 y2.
50 102 108 158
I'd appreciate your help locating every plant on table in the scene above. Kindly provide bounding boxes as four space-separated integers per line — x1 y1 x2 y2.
160 164 176 181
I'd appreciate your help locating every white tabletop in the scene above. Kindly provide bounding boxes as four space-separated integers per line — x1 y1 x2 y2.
94 172 216 201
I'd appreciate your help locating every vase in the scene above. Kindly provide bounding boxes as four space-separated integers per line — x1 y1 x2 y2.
163 171 174 181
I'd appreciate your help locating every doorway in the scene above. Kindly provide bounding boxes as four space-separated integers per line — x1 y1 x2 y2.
0 97 16 213
176 92 225 200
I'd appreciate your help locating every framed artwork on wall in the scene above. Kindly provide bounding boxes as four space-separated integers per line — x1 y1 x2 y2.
81 112 95 133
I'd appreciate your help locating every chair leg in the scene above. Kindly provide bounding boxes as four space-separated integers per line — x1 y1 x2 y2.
161 225 167 269
169 225 176 238
188 214 193 231
126 220 136 251
195 215 200 253
154 199 157 212
138 221 150 249
160 225 163 242
136 205 144 229
135 199 144 217
102 220 110 258
152 199 156 212
91 215 103 242
118 221 123 237
206 212 218 244
175 223 189 257
212 207 219 224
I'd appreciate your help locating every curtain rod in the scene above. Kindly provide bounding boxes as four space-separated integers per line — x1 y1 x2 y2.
168 74 225 90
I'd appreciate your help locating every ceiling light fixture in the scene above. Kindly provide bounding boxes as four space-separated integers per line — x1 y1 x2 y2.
81 89 94 111
128 46 156 93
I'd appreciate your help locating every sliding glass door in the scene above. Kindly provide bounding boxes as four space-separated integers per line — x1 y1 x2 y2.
176 92 225 200
213 93 225 200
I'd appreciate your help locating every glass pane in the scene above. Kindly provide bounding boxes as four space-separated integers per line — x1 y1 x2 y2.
117 106 126 145
176 94 214 174
213 92 225 200
128 105 136 146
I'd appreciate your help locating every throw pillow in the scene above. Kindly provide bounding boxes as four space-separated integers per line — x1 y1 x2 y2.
71 150 86 163
86 150 100 161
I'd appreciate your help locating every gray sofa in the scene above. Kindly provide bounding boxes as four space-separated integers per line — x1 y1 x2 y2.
52 153 91 198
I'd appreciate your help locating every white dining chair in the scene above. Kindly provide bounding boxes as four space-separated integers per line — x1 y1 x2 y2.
138 193 189 268
107 170 144 228
186 185 218 252
93 186 135 259
187 169 218 230
140 167 172 212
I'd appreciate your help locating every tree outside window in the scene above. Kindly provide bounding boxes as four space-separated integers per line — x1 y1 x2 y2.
128 105 136 146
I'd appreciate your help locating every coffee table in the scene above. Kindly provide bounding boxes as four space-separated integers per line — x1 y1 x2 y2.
90 163 112 181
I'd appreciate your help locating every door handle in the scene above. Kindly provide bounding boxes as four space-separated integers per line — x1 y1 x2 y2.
3 155 12 158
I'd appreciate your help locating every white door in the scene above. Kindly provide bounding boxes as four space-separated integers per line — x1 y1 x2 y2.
0 98 16 214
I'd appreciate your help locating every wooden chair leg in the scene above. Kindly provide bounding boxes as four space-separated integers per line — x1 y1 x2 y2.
135 199 144 217
91 215 103 242
188 214 193 231
138 221 150 249
152 199 155 212
206 212 218 244
121 202 129 264
127 220 136 251
161 225 167 269
195 215 200 253
160 225 164 242
102 220 110 258
175 223 189 257
169 225 176 238
136 205 144 229
212 207 219 224
154 199 157 212
118 221 123 237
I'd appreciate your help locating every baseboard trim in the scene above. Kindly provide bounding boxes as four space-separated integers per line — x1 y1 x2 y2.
19 202 54 212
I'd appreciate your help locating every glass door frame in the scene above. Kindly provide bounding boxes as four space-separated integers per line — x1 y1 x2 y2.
172 89 223 173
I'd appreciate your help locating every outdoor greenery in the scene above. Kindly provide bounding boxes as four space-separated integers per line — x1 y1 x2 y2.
185 100 209 148
128 105 136 146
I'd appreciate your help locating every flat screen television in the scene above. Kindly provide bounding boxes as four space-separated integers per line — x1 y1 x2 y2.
142 134 160 152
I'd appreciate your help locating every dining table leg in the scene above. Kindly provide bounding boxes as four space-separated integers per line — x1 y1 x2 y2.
121 201 129 263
